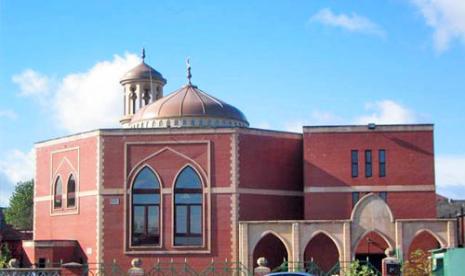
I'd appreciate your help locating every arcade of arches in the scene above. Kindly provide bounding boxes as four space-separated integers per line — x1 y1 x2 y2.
239 194 455 273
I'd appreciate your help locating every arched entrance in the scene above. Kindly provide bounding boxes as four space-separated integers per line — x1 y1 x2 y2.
253 233 288 271
355 231 390 272
407 230 441 260
304 232 340 273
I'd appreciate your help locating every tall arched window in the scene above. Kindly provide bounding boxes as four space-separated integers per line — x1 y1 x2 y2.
132 167 160 246
174 166 203 246
67 174 76 208
54 177 63 209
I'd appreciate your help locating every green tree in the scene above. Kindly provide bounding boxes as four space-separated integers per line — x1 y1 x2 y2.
0 244 12 268
4 180 34 230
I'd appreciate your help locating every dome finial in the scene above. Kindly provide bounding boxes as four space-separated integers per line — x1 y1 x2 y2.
186 57 192 85
141 48 146 62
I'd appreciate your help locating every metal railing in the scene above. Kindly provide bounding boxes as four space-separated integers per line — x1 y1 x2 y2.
0 268 61 276
0 259 385 276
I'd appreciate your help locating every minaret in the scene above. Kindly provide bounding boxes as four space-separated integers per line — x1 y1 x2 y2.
119 49 167 126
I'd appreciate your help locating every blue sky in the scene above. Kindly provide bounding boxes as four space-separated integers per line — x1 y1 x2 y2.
1 0 465 206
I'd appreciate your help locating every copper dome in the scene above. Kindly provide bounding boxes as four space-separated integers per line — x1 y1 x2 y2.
129 84 249 128
120 62 166 84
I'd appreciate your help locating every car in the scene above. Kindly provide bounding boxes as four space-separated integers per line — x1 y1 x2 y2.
265 272 316 276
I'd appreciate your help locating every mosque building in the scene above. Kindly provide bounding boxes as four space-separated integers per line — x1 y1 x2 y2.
23 51 457 273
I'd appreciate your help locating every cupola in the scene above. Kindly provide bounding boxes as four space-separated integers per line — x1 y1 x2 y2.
120 49 167 126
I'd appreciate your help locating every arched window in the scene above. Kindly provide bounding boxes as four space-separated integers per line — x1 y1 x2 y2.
67 174 76 208
54 177 63 209
132 167 161 246
174 166 203 246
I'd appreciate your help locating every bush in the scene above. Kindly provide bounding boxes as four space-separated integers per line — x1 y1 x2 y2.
345 260 377 276
402 249 431 276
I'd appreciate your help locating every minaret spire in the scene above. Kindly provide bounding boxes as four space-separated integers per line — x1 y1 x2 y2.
186 57 192 85
141 48 146 62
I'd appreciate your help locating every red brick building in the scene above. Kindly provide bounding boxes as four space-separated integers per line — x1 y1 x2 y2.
24 54 456 273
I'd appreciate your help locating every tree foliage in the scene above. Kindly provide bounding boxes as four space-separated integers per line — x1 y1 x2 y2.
0 244 12 268
345 260 377 276
402 249 432 276
4 180 34 230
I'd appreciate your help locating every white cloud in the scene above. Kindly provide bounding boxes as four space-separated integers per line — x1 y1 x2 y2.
12 69 51 97
12 53 140 133
310 8 385 37
0 109 17 120
354 100 417 124
284 121 304 133
310 110 343 125
283 110 343 132
53 53 140 132
0 149 35 184
411 0 465 51
256 121 272 130
0 149 35 206
436 155 465 187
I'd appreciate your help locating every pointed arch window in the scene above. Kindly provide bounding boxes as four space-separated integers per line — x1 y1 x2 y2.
54 177 63 209
174 166 203 246
131 167 161 246
67 175 76 208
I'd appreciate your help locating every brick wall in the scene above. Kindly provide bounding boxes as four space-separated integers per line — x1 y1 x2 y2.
101 132 235 271
238 131 303 220
304 128 436 219
34 135 98 264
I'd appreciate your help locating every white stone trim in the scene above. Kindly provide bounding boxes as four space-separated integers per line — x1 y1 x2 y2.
35 187 304 199
170 163 208 250
305 185 435 193
123 140 212 254
128 117 248 129
36 131 101 148
238 128 302 139
350 192 394 222
127 165 164 250
35 127 304 148
304 124 433 133
96 135 104 264
127 143 208 179
23 240 77 248
48 147 80 217
230 132 240 262
33 148 38 240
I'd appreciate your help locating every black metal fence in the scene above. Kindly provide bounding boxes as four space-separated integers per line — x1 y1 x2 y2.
0 259 382 276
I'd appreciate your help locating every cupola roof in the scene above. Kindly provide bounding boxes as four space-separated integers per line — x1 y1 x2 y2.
120 49 166 84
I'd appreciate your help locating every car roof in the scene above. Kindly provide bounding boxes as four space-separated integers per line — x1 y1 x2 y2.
265 273 315 276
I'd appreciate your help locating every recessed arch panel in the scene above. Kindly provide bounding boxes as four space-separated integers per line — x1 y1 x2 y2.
304 232 340 273
252 232 289 271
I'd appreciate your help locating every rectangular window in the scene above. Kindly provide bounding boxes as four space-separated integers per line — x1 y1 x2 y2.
190 206 202 234
175 205 188 234
351 150 359 177
67 192 75 208
379 149 386 177
365 150 372 177
379 192 387 202
352 192 360 207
